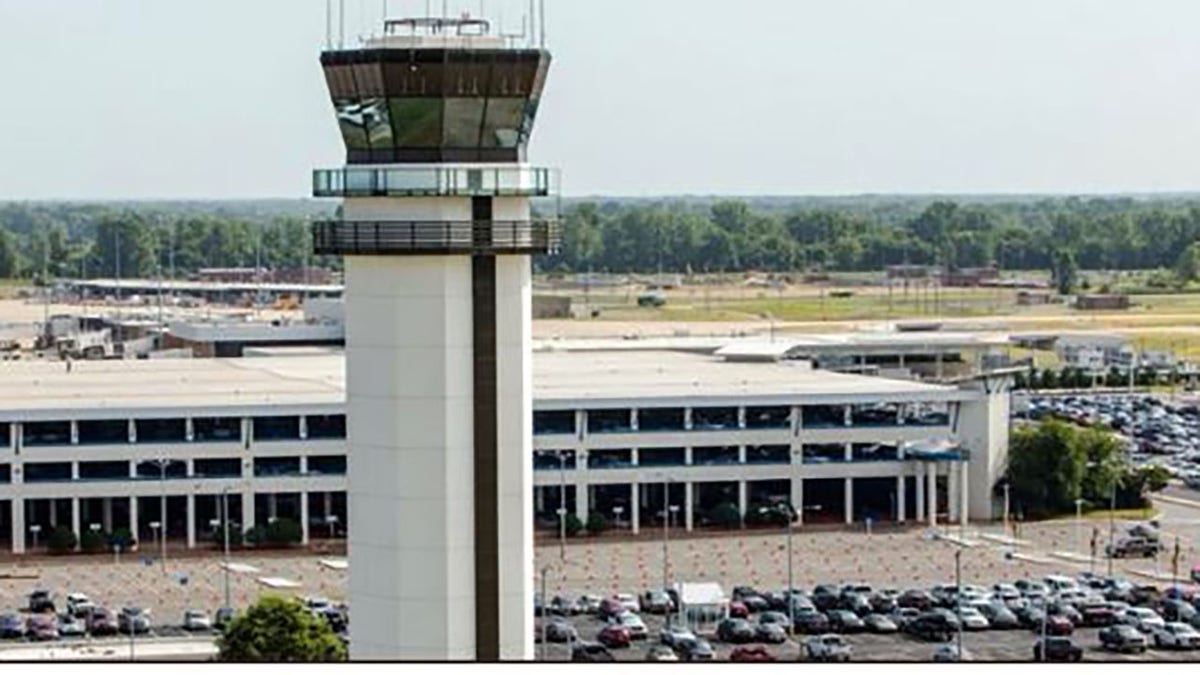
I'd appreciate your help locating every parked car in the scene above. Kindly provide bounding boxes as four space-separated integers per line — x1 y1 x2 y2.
1034 637 1083 662
827 609 866 633
793 607 831 634
1108 537 1164 559
755 622 788 644
613 593 641 613
608 611 647 640
1100 624 1149 653
1151 622 1200 650
717 618 756 644
214 607 236 631
118 607 152 635
544 617 577 643
86 608 119 636
976 603 1020 629
1079 601 1118 627
1120 607 1166 633
958 607 990 631
757 611 793 633
571 642 614 662
28 589 56 614
932 644 970 662
811 585 841 612
27 614 58 641
731 645 776 662
640 590 674 615
644 645 679 662
898 589 935 610
890 607 921 630
660 624 696 648
864 613 898 634
183 609 212 632
66 593 94 619
675 637 716 661
733 586 770 613
548 595 583 616
597 625 632 649
57 613 86 638
906 612 955 642
598 598 625 618
1161 599 1197 624
1040 614 1075 636
728 601 750 619
804 634 852 662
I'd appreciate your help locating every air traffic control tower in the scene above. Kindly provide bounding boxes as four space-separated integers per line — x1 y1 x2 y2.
312 16 557 661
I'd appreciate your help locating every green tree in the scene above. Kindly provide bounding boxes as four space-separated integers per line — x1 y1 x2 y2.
0 229 22 278
1052 249 1079 295
1006 421 1085 517
1174 241 1200 283
263 518 303 547
585 513 609 535
564 513 584 537
217 595 346 662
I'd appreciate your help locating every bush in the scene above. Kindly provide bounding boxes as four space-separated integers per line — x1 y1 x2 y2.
564 513 584 537
212 524 245 549
585 513 609 535
107 528 135 550
264 518 303 546
708 502 743 529
46 526 77 555
218 595 346 662
80 529 107 554
244 526 266 547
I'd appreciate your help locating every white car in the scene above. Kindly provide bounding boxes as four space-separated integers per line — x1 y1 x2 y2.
66 593 94 618
183 609 212 632
613 593 641 613
1044 575 1079 594
1152 623 1200 650
1121 607 1166 633
805 634 852 662
932 644 971 662
610 611 648 640
958 607 990 631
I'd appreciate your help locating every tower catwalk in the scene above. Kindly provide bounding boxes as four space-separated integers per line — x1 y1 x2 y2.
312 16 557 660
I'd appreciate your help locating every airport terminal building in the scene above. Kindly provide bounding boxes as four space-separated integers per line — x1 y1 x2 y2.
0 350 1010 555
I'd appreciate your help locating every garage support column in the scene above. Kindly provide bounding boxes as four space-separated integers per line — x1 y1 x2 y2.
301 492 310 545
926 464 937 529
737 481 747 520
684 483 694 532
844 478 854 525
915 470 925 522
102 498 113 532
790 479 803 526
129 497 139 543
186 494 196 549
241 491 255 532
959 461 969 528
897 476 906 523
948 462 960 522
575 480 589 522
11 499 25 555
71 499 81 549
630 484 639 535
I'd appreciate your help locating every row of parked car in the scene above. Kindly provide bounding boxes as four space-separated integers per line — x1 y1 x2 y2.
0 590 233 642
542 570 1200 661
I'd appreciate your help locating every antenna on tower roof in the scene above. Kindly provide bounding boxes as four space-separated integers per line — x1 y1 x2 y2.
338 0 346 48
325 0 333 49
539 0 546 48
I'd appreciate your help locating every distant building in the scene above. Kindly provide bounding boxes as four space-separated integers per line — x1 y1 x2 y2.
533 295 572 319
1055 335 1133 374
1075 294 1131 311
941 266 1000 288
1016 291 1054 306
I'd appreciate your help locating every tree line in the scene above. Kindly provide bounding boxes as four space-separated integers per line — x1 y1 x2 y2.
4 197 1200 282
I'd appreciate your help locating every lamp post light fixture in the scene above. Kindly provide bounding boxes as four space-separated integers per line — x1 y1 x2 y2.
29 524 41 551
558 450 569 562
612 506 624 530
149 521 162 573
325 514 339 540
1074 498 1085 554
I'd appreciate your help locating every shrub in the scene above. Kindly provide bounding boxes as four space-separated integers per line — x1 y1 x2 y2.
107 528 135 550
47 526 77 555
212 524 245 549
564 513 584 537
585 513 609 535
263 518 303 547
708 502 743 529
80 529 107 554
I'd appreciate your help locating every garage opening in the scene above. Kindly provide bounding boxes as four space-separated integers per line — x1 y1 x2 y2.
802 478 845 524
694 481 739 527
635 481 688 529
852 477 898 523
588 484 633 528
534 485 577 530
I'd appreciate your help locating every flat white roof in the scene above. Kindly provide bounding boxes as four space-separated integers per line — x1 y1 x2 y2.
0 351 966 421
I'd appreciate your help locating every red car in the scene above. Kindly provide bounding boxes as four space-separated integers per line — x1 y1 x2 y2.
729 601 750 619
599 598 626 619
1043 615 1074 636
597 625 632 649
730 646 776 662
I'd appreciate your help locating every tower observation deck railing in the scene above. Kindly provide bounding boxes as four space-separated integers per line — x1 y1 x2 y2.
313 219 561 256
313 166 558 198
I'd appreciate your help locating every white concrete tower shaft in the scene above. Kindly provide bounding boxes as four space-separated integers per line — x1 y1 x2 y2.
314 17 555 661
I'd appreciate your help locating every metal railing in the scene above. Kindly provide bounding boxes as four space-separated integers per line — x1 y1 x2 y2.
313 219 560 255
312 166 558 197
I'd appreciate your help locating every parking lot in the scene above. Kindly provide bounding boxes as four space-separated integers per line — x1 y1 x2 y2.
1 492 1199 661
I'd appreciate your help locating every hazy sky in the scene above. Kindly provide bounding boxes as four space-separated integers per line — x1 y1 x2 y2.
1 0 1198 199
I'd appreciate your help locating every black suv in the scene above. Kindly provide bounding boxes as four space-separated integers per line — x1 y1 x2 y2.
1099 625 1148 654
1034 637 1083 662
906 612 955 642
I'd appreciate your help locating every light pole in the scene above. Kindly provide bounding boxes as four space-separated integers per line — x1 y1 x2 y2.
558 450 569 562
1107 479 1117 577
149 521 161 571
1002 482 1011 537
220 487 233 609
146 458 172 573
1074 498 1084 555
954 548 963 660
786 503 795 659
612 506 624 531
539 565 550 661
